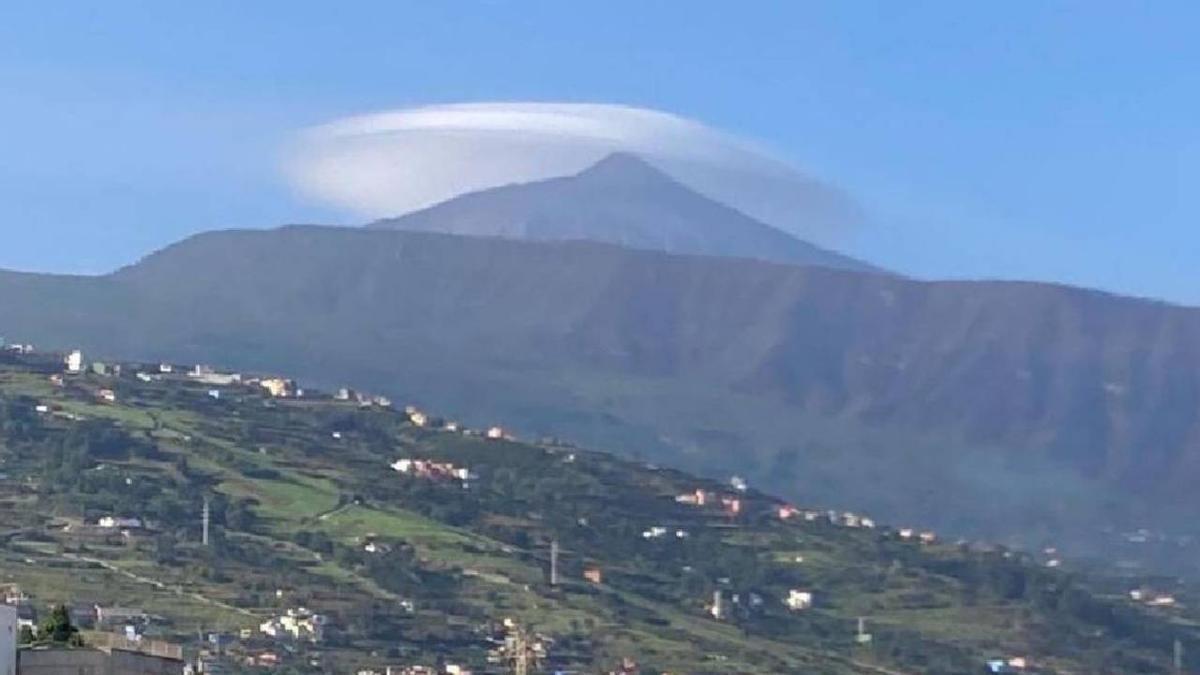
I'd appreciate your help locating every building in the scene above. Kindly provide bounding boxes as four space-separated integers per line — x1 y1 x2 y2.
0 604 15 675
94 606 148 628
258 378 293 398
259 608 327 643
64 351 83 374
97 517 142 530
584 567 603 584
786 589 814 611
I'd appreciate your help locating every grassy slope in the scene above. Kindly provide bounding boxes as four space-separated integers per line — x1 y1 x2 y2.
0 354 1195 673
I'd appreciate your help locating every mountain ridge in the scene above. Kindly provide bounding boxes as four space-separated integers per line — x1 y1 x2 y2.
4 225 1200 574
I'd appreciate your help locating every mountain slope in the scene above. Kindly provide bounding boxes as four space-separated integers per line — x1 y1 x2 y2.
2 226 1200 570
0 350 1196 674
369 152 876 271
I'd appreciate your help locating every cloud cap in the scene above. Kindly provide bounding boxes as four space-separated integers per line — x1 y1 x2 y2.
284 102 863 241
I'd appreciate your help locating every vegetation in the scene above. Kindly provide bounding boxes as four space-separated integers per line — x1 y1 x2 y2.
0 349 1196 673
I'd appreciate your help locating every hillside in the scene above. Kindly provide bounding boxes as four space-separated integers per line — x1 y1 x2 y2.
0 348 1197 674
369 152 875 272
2 226 1200 573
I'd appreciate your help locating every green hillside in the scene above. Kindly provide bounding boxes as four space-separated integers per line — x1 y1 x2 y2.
0 348 1195 674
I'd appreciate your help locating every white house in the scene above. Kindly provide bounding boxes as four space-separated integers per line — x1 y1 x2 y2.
786 589 813 611
65 350 84 374
98 516 142 530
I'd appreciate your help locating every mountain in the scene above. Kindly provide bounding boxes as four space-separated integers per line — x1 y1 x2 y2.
0 348 1196 674
2 225 1200 573
369 152 876 272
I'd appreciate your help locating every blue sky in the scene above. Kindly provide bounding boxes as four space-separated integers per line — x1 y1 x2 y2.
1 2 1197 303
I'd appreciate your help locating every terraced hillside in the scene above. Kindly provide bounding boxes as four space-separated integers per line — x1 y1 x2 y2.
0 348 1196 674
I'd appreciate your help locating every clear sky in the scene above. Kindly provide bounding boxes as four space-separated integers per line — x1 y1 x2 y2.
1 2 1197 303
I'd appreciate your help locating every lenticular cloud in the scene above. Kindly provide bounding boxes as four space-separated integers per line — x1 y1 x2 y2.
284 102 861 238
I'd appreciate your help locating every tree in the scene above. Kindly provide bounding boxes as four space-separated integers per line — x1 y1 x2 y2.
38 605 83 646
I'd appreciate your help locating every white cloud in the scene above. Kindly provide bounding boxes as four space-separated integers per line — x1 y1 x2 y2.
283 102 862 240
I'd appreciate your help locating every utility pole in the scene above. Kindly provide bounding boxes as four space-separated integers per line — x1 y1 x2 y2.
856 616 872 645
1175 638 1184 675
202 496 210 547
550 539 559 587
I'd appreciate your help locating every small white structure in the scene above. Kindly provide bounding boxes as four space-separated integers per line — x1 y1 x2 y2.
98 516 142 530
730 476 748 492
642 526 669 539
65 350 84 374
786 589 814 611
98 389 117 403
260 607 327 642
486 426 506 440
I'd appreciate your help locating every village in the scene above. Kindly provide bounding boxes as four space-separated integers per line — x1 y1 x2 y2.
0 340 1194 673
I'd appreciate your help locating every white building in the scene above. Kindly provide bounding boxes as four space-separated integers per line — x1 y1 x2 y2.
786 589 814 611
98 516 143 529
65 350 84 374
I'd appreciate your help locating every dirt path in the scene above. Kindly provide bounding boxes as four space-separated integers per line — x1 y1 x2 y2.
60 551 256 618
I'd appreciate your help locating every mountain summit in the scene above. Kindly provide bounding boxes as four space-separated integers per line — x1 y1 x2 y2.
369 152 876 271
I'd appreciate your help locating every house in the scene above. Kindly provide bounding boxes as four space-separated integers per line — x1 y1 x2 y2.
98 389 117 403
642 527 668 539
675 490 708 506
785 589 813 611
158 364 174 374
1147 594 1177 607
408 410 429 427
777 505 799 520
919 531 937 544
15 604 37 630
260 607 327 643
67 603 98 629
259 378 293 398
98 516 143 530
486 426 506 440
65 350 84 374
584 567 603 584
720 496 741 516
189 366 240 386
729 475 748 492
